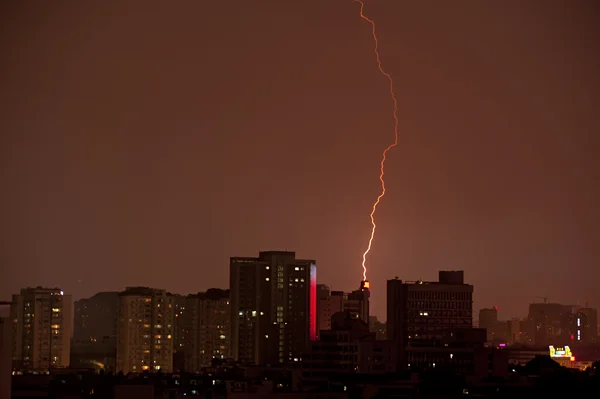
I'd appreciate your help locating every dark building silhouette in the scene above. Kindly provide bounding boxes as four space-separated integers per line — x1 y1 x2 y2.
387 271 473 371
302 311 395 388
575 307 597 344
230 251 317 365
73 292 119 343
171 294 187 372
72 292 119 371
528 303 576 346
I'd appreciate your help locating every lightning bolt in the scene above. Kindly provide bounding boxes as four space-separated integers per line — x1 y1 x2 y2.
356 0 399 282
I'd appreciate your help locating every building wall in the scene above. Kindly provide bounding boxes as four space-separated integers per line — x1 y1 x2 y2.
230 251 316 365
184 289 230 372
116 287 174 373
10 287 71 370
387 271 474 371
317 291 344 336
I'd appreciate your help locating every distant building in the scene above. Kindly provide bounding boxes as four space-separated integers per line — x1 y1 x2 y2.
316 281 370 338
10 287 72 370
116 287 174 373
184 289 230 371
71 292 119 370
575 308 597 344
316 285 343 337
74 292 119 343
478 307 498 343
302 311 396 388
527 303 581 346
387 271 473 371
346 281 370 323
369 316 386 340
230 251 317 365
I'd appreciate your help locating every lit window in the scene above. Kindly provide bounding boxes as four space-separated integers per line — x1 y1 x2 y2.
265 278 270 281
295 267 299 271
52 308 61 313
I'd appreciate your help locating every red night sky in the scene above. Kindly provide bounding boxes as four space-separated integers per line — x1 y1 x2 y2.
1 0 599 320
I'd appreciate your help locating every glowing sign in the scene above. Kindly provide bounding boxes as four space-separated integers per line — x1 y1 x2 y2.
309 264 317 341
549 345 572 358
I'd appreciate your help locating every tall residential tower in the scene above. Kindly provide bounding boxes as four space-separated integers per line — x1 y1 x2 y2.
116 287 174 373
10 287 72 370
230 251 316 365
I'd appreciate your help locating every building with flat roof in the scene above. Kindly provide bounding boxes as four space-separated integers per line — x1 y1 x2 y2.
116 287 174 373
230 251 317 365
387 271 473 371
11 287 72 370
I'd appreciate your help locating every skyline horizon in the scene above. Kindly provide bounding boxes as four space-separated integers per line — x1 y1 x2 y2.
5 253 597 322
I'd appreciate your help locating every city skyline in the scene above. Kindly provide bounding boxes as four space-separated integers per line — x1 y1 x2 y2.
2 0 599 321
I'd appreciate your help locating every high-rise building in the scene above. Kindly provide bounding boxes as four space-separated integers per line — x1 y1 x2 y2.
184 289 230 371
116 287 174 373
71 292 119 370
387 271 473 371
479 307 499 343
230 251 317 365
10 287 72 370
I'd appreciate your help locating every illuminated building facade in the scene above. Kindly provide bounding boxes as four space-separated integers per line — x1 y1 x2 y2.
230 251 316 365
116 287 174 373
183 289 230 372
10 287 72 370
387 271 473 371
